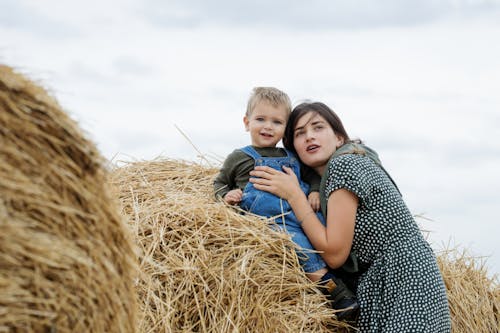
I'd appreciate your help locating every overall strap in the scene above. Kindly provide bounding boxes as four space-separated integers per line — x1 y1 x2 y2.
239 145 261 160
284 149 296 159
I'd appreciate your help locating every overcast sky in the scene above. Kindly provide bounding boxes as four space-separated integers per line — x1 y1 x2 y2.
1 0 499 277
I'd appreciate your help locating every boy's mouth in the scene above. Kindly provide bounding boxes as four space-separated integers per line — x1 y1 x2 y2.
260 132 273 138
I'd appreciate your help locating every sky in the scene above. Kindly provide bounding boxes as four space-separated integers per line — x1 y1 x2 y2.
1 0 499 277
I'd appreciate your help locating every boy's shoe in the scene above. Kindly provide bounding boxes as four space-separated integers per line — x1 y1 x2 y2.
319 272 360 321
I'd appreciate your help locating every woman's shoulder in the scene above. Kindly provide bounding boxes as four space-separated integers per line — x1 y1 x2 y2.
322 153 370 200
331 142 380 164
330 152 366 167
330 143 381 165
326 153 375 179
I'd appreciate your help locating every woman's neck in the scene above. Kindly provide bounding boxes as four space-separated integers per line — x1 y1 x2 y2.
314 165 326 176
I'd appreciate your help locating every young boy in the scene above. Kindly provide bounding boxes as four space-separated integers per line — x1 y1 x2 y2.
213 87 358 320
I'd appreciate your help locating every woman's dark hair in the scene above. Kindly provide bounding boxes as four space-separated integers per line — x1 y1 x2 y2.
283 101 353 153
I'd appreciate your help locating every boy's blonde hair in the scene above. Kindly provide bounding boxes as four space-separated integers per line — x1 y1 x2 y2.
246 87 292 116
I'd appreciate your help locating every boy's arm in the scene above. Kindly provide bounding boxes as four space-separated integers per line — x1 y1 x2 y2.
307 191 320 212
213 150 243 200
301 164 321 211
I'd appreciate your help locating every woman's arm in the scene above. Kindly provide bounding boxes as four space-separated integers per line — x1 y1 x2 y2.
249 165 357 268
320 189 357 268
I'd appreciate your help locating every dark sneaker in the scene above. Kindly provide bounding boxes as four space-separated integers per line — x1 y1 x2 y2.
332 295 359 321
319 272 360 321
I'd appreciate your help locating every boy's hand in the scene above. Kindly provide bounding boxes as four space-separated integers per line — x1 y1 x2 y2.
308 191 320 212
224 189 243 205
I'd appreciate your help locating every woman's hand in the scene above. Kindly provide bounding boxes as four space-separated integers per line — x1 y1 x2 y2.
249 165 303 202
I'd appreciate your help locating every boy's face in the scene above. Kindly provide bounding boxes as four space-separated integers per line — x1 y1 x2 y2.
243 101 288 148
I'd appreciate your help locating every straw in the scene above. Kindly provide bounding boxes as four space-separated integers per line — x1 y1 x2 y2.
437 248 499 333
0 65 138 333
110 158 352 332
111 157 499 332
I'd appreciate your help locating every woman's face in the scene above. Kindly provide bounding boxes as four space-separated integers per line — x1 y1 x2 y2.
292 111 344 174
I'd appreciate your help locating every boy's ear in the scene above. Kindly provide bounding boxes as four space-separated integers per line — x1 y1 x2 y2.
243 116 249 131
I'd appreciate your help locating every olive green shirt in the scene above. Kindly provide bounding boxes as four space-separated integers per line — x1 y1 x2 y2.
214 146 321 200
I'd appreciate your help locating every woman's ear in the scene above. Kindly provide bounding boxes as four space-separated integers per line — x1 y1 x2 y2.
336 135 344 148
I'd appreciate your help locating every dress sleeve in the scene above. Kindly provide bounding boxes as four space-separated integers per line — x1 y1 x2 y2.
323 154 372 205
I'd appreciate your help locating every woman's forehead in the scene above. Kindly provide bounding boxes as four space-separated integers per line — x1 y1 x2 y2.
295 112 325 128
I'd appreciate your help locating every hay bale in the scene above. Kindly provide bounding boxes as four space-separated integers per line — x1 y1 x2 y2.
111 158 500 333
0 65 137 332
110 159 352 332
437 249 499 332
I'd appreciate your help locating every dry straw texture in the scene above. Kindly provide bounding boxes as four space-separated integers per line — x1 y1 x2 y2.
437 249 499 333
0 65 138 332
110 158 352 333
111 158 499 333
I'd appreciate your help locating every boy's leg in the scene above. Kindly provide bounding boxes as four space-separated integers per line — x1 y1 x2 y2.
285 225 327 275
306 267 328 282
285 226 359 321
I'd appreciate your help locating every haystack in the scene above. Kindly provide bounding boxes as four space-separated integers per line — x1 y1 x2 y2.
0 65 137 332
111 158 499 333
110 159 351 332
437 249 499 332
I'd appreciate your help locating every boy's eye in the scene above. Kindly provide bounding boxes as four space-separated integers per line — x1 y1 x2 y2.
273 120 283 125
255 117 264 121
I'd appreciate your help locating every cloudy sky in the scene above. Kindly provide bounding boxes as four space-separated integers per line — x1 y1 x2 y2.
1 0 499 277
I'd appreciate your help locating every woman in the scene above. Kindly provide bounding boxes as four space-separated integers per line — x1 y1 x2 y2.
249 102 451 332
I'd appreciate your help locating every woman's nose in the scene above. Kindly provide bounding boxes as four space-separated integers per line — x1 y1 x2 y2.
305 129 314 141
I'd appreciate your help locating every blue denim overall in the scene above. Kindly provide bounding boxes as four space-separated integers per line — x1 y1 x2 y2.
240 146 327 273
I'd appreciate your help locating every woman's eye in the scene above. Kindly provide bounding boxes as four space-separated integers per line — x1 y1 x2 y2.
295 131 304 137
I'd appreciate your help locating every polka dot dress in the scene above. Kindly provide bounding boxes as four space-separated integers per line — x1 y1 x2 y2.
324 154 451 332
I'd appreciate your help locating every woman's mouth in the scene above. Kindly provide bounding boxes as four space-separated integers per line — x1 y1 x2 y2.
306 144 319 152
